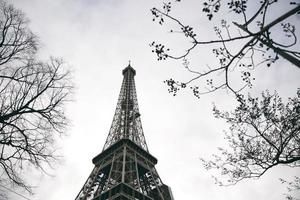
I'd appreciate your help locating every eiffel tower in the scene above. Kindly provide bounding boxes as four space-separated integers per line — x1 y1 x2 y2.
75 64 174 200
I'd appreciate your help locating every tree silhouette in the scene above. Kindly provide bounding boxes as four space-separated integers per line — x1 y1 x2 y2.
202 89 300 183
151 1 300 198
201 89 300 198
151 0 300 97
0 0 73 195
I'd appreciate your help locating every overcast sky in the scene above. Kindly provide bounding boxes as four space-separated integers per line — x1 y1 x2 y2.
5 0 300 199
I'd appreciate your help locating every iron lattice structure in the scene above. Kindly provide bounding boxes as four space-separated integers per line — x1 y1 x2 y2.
103 66 148 152
75 65 174 200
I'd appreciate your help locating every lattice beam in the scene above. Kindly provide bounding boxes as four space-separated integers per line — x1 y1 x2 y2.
103 65 148 151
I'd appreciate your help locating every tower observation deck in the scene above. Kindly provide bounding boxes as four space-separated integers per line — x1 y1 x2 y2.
75 64 174 200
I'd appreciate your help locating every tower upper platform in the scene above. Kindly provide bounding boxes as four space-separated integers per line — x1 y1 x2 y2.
122 64 136 76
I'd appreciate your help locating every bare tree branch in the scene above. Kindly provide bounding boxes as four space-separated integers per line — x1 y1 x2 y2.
0 0 73 195
151 0 300 97
201 89 300 186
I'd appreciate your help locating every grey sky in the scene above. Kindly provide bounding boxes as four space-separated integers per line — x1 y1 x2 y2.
5 0 300 199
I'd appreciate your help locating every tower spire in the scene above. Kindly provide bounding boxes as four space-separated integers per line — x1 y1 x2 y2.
103 64 148 151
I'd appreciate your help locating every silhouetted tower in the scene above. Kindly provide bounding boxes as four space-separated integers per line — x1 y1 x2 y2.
75 65 174 200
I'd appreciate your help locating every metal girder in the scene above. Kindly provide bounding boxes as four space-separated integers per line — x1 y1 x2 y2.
75 140 173 200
